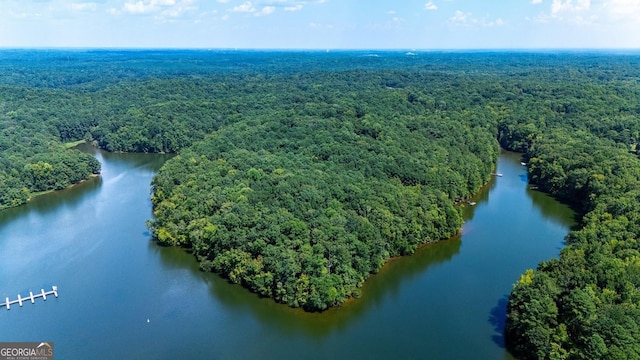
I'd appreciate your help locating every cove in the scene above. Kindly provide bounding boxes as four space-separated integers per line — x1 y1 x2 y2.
0 148 575 359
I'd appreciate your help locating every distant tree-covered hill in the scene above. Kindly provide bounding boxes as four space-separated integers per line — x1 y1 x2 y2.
2 50 640 357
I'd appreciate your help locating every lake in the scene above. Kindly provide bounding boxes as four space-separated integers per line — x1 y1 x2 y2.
0 148 575 359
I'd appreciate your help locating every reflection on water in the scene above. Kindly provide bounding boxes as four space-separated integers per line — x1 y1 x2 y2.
153 234 462 337
489 294 510 348
526 189 580 229
0 176 102 229
461 174 497 223
0 148 575 360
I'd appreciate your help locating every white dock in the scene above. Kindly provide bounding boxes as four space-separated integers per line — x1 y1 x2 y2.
1 286 58 310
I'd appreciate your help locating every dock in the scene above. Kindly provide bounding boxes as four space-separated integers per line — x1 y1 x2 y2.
1 286 58 310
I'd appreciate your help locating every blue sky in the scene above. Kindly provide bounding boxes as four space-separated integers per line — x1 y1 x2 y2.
0 0 638 49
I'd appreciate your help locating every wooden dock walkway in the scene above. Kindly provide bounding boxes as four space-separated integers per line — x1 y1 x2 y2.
1 286 58 310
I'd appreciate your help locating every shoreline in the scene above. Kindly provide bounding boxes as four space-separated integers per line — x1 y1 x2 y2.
19 173 101 206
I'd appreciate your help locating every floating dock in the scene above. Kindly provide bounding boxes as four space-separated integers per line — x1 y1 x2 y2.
1 286 58 310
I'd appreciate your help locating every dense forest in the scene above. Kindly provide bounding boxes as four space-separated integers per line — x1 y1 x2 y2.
0 100 100 208
2 50 640 357
148 71 498 309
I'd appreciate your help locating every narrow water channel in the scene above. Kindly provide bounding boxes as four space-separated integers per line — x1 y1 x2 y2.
0 149 575 359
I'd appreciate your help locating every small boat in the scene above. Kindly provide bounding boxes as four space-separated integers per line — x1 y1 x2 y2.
467 201 476 206
520 162 527 166
492 173 503 177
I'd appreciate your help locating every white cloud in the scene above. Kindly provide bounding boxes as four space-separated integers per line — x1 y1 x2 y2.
545 0 596 24
425 1 438 10
551 0 590 16
123 1 149 14
231 1 256 13
162 5 197 18
217 0 230 3
123 0 179 15
532 0 639 28
449 10 470 25
227 2 278 16
227 1 318 15
263 0 326 12
284 4 303 11
120 0 197 21
255 6 276 16
449 10 505 27
70 2 97 12
531 0 543 4
529 0 595 23
605 0 640 21
309 22 333 29
597 0 640 36
7 10 33 19
230 0 328 16
486 18 505 27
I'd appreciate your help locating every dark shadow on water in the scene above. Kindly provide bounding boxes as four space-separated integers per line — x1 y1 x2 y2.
1 144 174 228
138 148 573 353
526 188 578 230
518 174 528 183
77 143 175 172
0 175 103 228
150 234 462 338
489 294 509 348
145 151 534 340
461 174 497 223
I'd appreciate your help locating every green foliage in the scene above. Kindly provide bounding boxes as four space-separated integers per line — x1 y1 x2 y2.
4 50 640 352
147 72 498 310
0 107 101 209
500 66 640 358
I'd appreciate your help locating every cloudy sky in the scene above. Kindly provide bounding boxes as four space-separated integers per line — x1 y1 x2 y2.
0 0 638 49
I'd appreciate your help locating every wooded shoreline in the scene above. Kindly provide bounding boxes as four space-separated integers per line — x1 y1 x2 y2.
2 50 639 358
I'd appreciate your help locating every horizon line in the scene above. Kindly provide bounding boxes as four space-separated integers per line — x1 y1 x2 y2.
1 46 640 53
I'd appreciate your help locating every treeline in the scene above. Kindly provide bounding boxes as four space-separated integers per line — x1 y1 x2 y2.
147 70 499 310
0 99 100 209
141 52 640 315
499 93 640 356
1 50 518 210
3 50 640 352
505 131 640 359
2 51 501 308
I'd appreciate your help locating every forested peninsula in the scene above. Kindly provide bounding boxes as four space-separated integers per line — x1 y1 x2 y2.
2 50 640 358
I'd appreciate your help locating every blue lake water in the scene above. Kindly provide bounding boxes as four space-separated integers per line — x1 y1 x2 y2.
0 148 574 359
